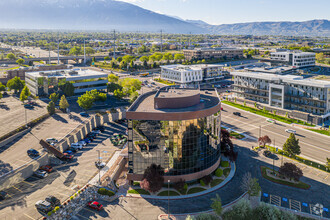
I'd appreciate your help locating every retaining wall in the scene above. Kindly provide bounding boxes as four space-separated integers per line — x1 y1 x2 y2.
0 128 31 148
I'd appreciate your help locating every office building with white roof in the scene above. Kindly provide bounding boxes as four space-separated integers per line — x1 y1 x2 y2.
25 68 108 96
231 71 330 124
270 51 315 68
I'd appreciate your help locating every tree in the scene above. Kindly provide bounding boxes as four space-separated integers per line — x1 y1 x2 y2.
7 76 25 94
16 58 25 66
49 93 59 103
6 53 16 60
315 53 325 63
47 101 55 115
59 95 69 111
139 56 149 62
241 172 261 198
210 194 222 216
258 135 271 148
20 86 31 103
113 89 125 99
119 78 142 93
85 47 95 56
60 82 75 97
104 56 110 61
195 213 217 220
129 91 139 103
283 133 300 156
108 74 119 83
326 158 330 168
220 129 238 162
0 82 6 92
69 46 82 56
222 199 252 220
279 163 303 181
139 163 164 193
107 82 122 93
77 93 94 110
174 53 185 60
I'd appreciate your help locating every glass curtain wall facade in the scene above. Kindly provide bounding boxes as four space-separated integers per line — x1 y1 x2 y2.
127 112 221 176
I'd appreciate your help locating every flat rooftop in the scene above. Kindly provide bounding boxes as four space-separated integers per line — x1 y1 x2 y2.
157 88 199 98
26 68 107 79
231 71 330 88
161 64 223 72
128 88 220 113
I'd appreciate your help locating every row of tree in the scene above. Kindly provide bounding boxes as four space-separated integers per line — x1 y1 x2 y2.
107 74 141 103
77 89 107 110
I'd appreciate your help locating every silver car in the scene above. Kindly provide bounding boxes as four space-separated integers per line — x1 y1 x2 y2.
35 200 52 212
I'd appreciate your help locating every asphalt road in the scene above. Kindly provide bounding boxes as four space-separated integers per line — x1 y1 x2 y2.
221 103 330 163
0 121 127 220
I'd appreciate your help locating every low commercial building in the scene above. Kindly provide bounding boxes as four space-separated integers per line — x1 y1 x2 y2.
183 47 244 61
126 87 222 182
270 51 315 68
231 71 330 124
160 64 224 87
25 68 108 96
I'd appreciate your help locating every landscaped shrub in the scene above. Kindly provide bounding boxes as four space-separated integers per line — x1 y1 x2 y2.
215 168 223 177
78 190 81 194
97 188 115 197
221 161 229 167
183 183 188 191
201 175 213 185
74 193 77 197
47 211 52 216
54 206 60 212
173 179 185 191
200 179 206 186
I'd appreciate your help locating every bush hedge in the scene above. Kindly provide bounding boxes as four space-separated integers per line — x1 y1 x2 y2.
97 188 115 197
221 161 229 167
200 179 206 186
215 168 223 177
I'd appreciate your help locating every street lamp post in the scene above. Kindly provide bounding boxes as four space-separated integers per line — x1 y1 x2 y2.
168 179 170 219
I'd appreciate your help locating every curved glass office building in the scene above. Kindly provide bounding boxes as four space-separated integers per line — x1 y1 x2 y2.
126 87 222 182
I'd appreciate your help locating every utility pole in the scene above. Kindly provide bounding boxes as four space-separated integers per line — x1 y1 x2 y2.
160 30 163 53
57 40 60 65
113 30 116 60
83 39 86 65
168 179 170 219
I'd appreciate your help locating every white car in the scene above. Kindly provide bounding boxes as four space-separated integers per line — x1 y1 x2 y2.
71 143 83 150
46 138 58 144
285 129 296 134
77 141 87 146
266 118 276 124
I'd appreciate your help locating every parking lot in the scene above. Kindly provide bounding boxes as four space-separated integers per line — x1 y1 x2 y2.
0 96 47 137
0 121 127 220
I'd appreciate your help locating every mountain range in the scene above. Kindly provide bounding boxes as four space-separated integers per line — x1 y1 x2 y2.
0 0 329 36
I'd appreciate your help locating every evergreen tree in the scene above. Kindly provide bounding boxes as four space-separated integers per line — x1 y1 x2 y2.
283 133 300 156
47 101 55 115
59 95 69 111
20 86 31 103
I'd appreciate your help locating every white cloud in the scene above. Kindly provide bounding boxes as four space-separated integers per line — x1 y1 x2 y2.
118 0 144 3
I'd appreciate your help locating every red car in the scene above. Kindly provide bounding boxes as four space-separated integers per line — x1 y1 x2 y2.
87 201 103 211
62 153 74 160
39 165 53 173
221 107 223 111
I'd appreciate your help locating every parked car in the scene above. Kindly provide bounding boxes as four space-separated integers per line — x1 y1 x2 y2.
68 147 78 153
87 201 103 211
27 149 40 157
263 150 272 157
61 153 74 160
39 165 53 173
64 150 74 155
83 138 92 143
77 141 87 146
95 161 106 169
97 126 105 132
24 104 34 109
221 107 224 111
0 191 8 200
80 112 89 117
91 130 101 135
1 64 8 67
285 129 296 134
71 143 83 150
27 101 37 106
33 170 48 179
35 200 53 212
46 138 58 144
45 196 61 207
266 118 276 124
233 112 241 116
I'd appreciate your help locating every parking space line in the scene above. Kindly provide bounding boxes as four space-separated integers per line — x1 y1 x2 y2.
12 185 23 192
22 180 35 186
23 213 35 220
325 175 329 180
76 213 90 220
316 172 321 176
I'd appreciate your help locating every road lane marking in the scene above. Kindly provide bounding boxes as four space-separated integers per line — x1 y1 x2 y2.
22 180 35 186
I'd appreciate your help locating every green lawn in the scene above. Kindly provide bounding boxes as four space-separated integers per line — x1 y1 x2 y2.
223 168 231 177
187 187 206 194
133 181 140 186
154 78 175 85
127 189 150 195
157 190 180 196
260 166 310 190
306 128 330 136
210 178 224 187
229 131 245 139
222 100 314 127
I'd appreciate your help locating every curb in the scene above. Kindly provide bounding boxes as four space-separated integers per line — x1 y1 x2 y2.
126 161 236 200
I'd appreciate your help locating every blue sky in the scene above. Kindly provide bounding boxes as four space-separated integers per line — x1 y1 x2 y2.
119 0 330 25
